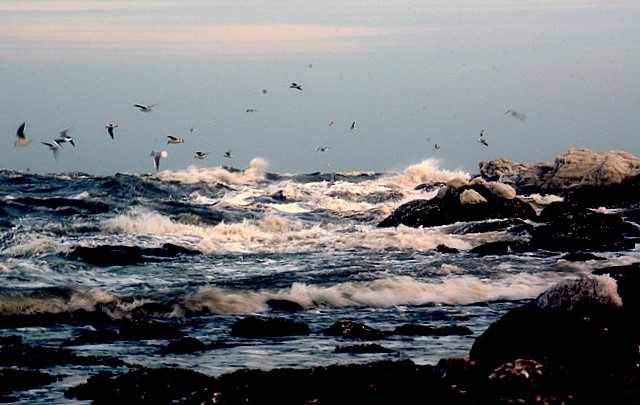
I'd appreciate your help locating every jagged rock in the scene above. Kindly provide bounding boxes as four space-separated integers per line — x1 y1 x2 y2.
480 148 640 194
531 204 638 252
230 316 310 338
378 181 537 229
469 240 534 256
593 263 640 312
323 320 387 340
0 368 57 399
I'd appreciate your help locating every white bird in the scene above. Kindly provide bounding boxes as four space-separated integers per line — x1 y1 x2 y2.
194 151 209 159
134 103 158 112
329 121 335 127
350 121 356 131
167 135 184 144
505 109 526 122
316 146 331 152
150 150 168 171
289 82 302 91
42 141 61 160
54 127 75 147
189 128 196 133
434 144 441 151
105 123 118 139
14 122 33 147
245 108 257 113
478 130 489 146
223 150 233 159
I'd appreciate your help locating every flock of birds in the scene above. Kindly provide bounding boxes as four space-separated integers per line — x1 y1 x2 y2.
12 101 239 172
12 83 526 172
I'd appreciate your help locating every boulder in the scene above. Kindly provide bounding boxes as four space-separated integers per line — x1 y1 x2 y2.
469 275 638 369
480 148 640 194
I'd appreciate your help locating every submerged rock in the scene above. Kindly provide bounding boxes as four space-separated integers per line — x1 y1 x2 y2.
67 243 201 266
230 316 310 338
323 320 387 340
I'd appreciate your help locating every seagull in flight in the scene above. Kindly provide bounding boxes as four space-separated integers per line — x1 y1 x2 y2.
54 127 75 147
504 109 526 122
434 144 441 152
134 103 158 113
14 122 33 147
350 121 356 131
245 108 257 113
316 146 331 152
42 141 61 160
150 150 168 171
223 150 233 159
289 82 302 91
194 151 209 159
478 130 489 146
167 135 184 144
105 123 118 139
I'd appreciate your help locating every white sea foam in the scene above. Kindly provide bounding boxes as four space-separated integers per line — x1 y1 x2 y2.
382 158 470 190
155 157 268 185
182 272 554 314
1 237 65 257
0 287 115 316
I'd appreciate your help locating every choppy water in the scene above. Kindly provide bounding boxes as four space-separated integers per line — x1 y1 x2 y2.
1 158 638 403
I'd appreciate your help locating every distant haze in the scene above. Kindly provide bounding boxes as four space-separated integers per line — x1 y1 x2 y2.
1 1 639 175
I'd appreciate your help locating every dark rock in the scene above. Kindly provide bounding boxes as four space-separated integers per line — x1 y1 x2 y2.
414 181 447 192
593 263 640 312
435 244 459 254
61 329 119 347
469 240 534 256
266 298 305 311
335 343 394 354
157 337 238 354
65 368 213 403
230 316 310 338
0 335 126 369
393 324 473 336
0 368 57 398
67 243 201 266
378 185 537 229
118 320 186 341
323 320 387 340
531 207 638 252
470 276 638 370
453 218 532 235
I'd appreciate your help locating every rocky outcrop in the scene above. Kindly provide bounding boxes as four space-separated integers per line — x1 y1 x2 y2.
378 178 536 228
480 148 640 194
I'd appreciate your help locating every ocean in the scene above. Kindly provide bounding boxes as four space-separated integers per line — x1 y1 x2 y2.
2 157 638 403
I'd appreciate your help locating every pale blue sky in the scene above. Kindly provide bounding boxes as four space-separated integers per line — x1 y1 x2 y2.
1 1 639 175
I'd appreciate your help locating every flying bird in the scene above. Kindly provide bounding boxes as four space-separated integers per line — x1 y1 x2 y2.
316 146 331 152
350 121 356 131
14 122 33 147
434 144 441 152
245 108 257 113
134 103 158 112
194 151 209 159
105 123 118 139
329 121 335 127
41 141 61 160
167 135 184 144
478 130 489 146
150 150 168 171
54 127 75 147
504 109 526 122
289 82 302 91
223 150 233 159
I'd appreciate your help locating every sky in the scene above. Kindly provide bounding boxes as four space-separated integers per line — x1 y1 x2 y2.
1 1 639 175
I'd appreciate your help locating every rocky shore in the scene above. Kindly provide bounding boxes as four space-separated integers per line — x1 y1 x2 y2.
2 148 640 404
